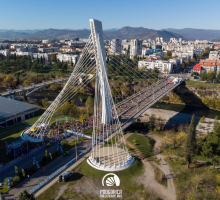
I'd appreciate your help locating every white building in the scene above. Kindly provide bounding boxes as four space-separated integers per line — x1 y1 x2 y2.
142 48 152 56
42 40 49 44
209 51 220 60
138 60 173 74
56 54 79 64
0 49 10 56
110 39 122 53
33 53 51 61
130 39 142 58
10 51 33 58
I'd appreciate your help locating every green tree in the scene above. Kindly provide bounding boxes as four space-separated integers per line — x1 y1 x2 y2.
19 190 35 200
185 114 196 168
85 96 94 107
41 98 49 108
216 73 220 82
207 72 215 82
199 116 205 123
201 72 207 81
202 119 220 162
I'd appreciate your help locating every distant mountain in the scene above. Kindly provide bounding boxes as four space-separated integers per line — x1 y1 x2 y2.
104 28 119 32
3 26 220 41
164 28 220 41
104 26 156 39
125 30 185 41
0 27 183 41
24 29 91 40
212 37 220 42
0 29 44 33
104 27 185 41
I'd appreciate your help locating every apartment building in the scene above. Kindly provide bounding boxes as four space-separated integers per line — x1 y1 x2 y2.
138 60 173 74
110 39 122 53
130 39 142 58
56 54 79 64
199 60 220 73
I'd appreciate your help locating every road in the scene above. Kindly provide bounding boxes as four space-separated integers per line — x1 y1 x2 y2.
3 140 91 200
0 78 68 97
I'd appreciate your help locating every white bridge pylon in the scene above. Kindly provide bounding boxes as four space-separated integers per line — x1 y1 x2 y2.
87 19 134 171
90 19 112 125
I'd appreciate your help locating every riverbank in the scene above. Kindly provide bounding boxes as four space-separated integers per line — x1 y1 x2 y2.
139 108 218 134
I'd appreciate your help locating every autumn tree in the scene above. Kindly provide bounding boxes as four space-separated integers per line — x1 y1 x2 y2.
185 114 196 168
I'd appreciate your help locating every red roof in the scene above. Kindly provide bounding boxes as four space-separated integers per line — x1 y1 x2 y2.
193 64 202 71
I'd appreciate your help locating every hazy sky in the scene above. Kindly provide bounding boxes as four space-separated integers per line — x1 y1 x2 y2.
1 0 220 30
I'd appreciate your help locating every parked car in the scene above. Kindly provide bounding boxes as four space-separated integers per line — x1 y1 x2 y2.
61 171 73 181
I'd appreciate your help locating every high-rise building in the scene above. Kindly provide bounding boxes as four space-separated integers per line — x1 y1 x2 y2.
130 39 142 58
110 38 122 53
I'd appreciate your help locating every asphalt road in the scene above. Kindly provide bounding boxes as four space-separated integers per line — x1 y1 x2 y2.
3 140 91 200
0 141 62 183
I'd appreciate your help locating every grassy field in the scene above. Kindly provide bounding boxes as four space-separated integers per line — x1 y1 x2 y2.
36 158 158 200
0 110 78 164
127 134 155 157
185 80 220 89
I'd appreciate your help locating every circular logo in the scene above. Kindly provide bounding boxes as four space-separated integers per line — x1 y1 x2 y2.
102 173 120 186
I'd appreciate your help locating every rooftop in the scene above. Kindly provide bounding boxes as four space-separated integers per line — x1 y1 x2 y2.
0 96 38 121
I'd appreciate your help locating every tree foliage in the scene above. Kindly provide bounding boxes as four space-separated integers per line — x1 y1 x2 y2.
19 190 35 200
185 114 196 168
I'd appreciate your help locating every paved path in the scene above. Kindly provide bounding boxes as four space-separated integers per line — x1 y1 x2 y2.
126 132 176 200
147 133 176 200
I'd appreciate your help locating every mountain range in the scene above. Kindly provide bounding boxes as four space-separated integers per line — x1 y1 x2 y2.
0 27 220 41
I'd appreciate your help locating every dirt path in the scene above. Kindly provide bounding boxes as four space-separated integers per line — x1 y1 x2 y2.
126 132 176 200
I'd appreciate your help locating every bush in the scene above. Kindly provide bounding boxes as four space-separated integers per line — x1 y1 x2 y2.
199 116 205 123
12 176 20 184
198 124 203 129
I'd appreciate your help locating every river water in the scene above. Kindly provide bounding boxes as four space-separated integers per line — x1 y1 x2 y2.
1 87 220 119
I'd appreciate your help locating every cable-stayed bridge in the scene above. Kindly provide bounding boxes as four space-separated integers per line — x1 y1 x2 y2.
20 19 182 171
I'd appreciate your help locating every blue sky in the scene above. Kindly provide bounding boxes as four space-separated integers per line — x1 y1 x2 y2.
1 0 220 30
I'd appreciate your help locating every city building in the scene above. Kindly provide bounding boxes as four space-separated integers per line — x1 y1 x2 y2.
56 54 79 64
38 47 59 53
110 39 122 53
199 60 220 73
130 39 142 58
11 51 33 58
0 49 10 56
192 64 205 75
138 60 173 74
33 53 51 61
0 96 39 127
209 51 220 60
42 40 49 44
142 47 152 56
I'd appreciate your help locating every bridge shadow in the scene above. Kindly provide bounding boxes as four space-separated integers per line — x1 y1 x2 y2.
163 81 211 129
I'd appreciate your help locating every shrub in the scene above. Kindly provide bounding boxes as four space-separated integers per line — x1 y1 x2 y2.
199 116 205 123
198 124 203 129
